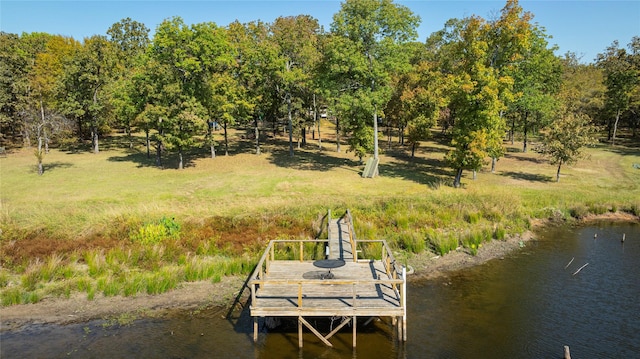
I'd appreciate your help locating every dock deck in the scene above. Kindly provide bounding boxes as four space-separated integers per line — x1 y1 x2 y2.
249 211 407 348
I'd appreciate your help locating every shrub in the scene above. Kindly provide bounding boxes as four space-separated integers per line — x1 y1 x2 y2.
396 232 426 254
131 216 181 245
494 226 506 240
428 231 458 256
587 202 608 215
465 212 481 224
570 205 589 219
1 287 22 305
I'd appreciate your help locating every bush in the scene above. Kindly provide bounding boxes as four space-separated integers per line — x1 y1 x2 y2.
131 216 181 245
570 205 589 219
427 230 458 256
494 226 506 240
396 232 426 254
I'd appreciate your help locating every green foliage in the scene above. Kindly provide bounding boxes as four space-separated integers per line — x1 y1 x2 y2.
1 287 23 306
538 110 598 182
395 232 426 254
494 226 506 241
569 204 589 219
130 217 181 245
461 229 492 256
426 230 459 256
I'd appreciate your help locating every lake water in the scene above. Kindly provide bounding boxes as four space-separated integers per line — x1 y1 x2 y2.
2 222 639 358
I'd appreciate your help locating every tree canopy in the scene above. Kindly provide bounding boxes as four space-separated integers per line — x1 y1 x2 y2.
1 0 637 186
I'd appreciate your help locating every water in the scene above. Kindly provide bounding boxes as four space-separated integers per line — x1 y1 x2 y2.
2 222 639 358
408 222 640 358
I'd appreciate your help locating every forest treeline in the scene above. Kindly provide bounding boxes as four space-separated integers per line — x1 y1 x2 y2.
1 0 638 184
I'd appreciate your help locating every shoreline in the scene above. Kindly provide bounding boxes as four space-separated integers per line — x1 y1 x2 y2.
2 214 637 332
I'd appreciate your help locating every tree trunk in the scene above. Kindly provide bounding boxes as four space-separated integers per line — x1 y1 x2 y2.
522 112 529 153
317 115 322 150
473 169 477 180
556 162 562 182
453 168 463 188
254 116 261 155
178 147 183 170
301 127 306 147
373 105 379 160
314 94 321 149
145 129 151 159
411 142 416 159
92 88 100 154
37 129 44 175
491 157 497 173
387 125 392 149
93 124 99 154
287 94 293 157
336 117 341 153
44 129 49 154
209 121 216 158
612 108 620 146
224 122 229 156
155 140 162 167
127 126 133 149
23 131 31 148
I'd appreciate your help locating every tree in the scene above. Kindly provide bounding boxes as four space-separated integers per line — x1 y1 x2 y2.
270 15 321 157
144 17 210 169
18 34 76 173
329 0 420 169
227 20 278 155
539 109 598 182
385 44 445 158
505 27 561 153
59 35 114 153
559 52 605 136
107 18 150 148
597 39 639 145
190 21 235 157
441 16 508 188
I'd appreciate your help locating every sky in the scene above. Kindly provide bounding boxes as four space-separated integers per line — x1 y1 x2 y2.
1 0 639 64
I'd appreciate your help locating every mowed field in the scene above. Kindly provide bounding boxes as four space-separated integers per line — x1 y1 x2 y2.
2 128 639 242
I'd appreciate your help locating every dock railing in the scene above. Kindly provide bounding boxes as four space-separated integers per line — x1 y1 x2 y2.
342 209 358 262
249 239 405 312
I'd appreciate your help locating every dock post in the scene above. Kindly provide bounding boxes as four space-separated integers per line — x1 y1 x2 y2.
353 316 357 348
402 266 407 341
298 316 303 348
253 317 258 342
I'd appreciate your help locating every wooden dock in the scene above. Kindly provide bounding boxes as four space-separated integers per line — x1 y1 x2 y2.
249 210 407 348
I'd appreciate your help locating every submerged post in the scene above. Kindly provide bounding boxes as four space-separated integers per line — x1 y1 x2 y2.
402 266 407 341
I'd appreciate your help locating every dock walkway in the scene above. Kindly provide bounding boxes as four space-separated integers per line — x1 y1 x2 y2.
249 210 407 348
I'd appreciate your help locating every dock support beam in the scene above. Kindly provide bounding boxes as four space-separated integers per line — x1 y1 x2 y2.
353 316 357 348
253 317 258 342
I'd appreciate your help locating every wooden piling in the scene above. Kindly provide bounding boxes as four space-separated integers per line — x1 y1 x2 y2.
564 345 571 359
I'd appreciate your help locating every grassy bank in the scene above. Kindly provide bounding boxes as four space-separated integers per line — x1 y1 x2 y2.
1 131 639 305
